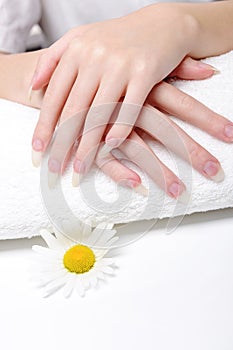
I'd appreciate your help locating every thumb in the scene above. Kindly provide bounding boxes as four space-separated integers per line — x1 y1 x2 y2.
169 56 219 80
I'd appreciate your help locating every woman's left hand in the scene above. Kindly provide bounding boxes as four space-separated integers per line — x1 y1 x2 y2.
31 3 204 179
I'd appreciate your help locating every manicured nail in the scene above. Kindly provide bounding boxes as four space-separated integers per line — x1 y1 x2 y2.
72 171 82 187
197 62 220 75
48 158 60 173
99 144 113 157
31 149 42 167
168 182 185 199
47 159 61 189
203 161 225 182
32 139 43 167
106 138 123 148
28 85 33 102
124 179 149 197
224 125 233 140
48 171 58 189
73 159 86 174
30 71 38 87
210 65 221 75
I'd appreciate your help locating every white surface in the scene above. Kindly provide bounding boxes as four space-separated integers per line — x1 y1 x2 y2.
1 209 233 350
1 51 233 239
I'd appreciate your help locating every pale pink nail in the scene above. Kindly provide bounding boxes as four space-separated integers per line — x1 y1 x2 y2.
105 138 122 148
73 159 86 174
224 125 233 139
203 161 225 182
48 158 61 173
168 182 184 198
32 138 43 151
121 179 149 197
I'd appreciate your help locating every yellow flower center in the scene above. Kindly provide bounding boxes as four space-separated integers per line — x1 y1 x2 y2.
63 245 95 274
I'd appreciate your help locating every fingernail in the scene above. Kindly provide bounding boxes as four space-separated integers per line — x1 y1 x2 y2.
106 138 122 148
73 159 86 174
99 144 113 157
123 179 149 197
168 182 185 198
224 125 233 139
72 171 82 187
32 139 43 167
203 161 225 182
28 85 33 102
197 62 220 75
210 65 221 75
31 149 42 167
47 159 61 189
30 71 38 87
48 158 61 173
48 171 58 189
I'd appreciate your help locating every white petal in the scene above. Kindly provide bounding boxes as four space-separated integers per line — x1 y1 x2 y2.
96 222 114 230
86 227 103 246
97 258 115 266
42 275 69 296
75 278 85 297
53 227 74 248
63 274 77 298
32 245 62 258
39 229 63 251
94 230 117 248
81 222 92 238
100 266 115 275
104 236 119 247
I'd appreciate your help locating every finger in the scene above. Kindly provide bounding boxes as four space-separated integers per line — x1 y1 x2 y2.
104 79 153 149
47 69 101 187
31 28 87 90
119 131 187 200
147 81 233 143
31 50 79 166
136 105 225 183
73 75 127 179
168 57 219 80
93 144 146 195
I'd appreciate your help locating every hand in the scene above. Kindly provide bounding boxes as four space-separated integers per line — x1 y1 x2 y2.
46 58 233 198
31 3 203 180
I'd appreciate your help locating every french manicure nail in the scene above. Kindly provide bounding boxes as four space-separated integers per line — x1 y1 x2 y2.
73 159 86 174
48 171 58 189
133 184 149 197
224 125 233 139
31 149 42 167
203 161 225 182
72 171 82 187
48 158 61 173
197 62 220 75
124 179 149 197
28 85 33 102
32 139 44 167
168 182 185 198
210 65 221 75
106 138 122 148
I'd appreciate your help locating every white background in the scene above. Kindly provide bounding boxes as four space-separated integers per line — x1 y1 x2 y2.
0 208 233 350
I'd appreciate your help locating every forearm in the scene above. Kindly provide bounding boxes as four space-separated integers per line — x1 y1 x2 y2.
0 50 43 108
180 1 233 58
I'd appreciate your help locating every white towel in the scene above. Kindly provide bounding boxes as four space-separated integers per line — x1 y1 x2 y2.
0 51 233 240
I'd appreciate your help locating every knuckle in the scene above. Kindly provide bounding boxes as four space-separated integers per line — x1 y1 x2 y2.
178 93 195 111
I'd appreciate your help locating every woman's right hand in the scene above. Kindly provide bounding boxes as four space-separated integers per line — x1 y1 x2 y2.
92 65 233 199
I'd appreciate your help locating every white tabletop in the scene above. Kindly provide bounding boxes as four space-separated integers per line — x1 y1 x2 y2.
0 208 233 350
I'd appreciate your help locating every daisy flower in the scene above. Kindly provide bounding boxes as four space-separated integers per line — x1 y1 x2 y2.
31 222 118 297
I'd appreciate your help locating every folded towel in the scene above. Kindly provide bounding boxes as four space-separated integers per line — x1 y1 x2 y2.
0 51 233 240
